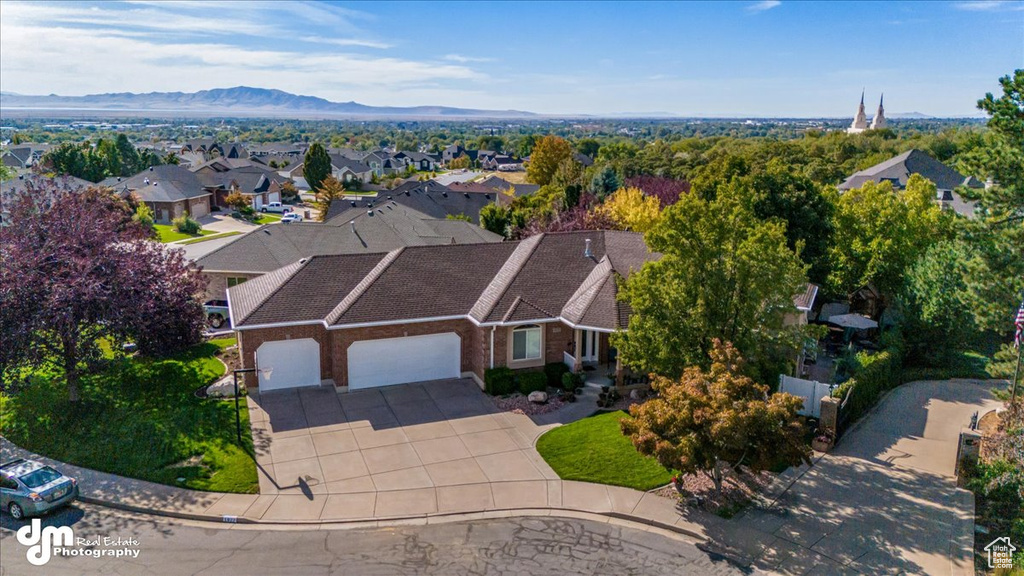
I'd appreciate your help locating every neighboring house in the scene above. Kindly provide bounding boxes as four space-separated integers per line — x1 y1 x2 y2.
108 165 212 223
449 175 540 207
247 142 308 157
1 174 92 226
442 144 465 164
195 165 289 210
328 155 375 184
196 204 502 300
1 147 33 170
223 142 248 159
838 149 984 218
574 153 594 168
226 230 655 392
322 180 495 224
491 155 524 172
788 283 820 377
393 151 440 172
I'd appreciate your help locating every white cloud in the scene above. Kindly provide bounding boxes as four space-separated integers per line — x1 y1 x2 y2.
747 1 782 13
953 0 1024 10
299 36 393 50
443 54 495 63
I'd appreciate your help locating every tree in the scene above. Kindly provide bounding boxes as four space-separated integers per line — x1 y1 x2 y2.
526 135 573 185
576 138 601 159
551 158 586 209
480 203 514 238
315 176 345 221
621 340 811 493
0 182 206 401
613 188 810 381
518 195 616 237
224 191 250 212
448 155 471 170
597 186 662 234
828 175 951 298
280 181 299 203
303 142 332 193
132 203 156 236
624 175 689 208
589 165 621 200
476 135 505 152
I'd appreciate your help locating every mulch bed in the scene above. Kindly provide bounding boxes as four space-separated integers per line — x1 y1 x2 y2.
216 344 241 372
654 466 777 517
491 392 566 415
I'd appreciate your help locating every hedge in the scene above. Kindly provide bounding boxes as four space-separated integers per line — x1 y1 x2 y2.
544 362 571 388
484 367 516 396
519 372 548 395
832 347 904 427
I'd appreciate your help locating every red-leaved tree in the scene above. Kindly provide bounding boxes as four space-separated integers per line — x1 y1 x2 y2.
624 175 690 208
0 179 207 401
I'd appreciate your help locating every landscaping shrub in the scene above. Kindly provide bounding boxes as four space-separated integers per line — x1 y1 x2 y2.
484 367 515 395
562 371 584 390
544 362 570 387
832 345 904 426
518 372 548 395
172 215 202 235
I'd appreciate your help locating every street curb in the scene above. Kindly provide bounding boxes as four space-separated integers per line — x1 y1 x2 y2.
77 494 707 542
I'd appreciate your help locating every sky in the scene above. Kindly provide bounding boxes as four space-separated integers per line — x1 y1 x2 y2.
0 0 1021 117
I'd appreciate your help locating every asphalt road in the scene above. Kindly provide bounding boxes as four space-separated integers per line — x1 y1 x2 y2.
0 503 751 576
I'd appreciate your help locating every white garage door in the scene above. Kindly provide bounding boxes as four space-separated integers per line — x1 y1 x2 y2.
267 192 281 204
256 338 321 391
348 333 460 390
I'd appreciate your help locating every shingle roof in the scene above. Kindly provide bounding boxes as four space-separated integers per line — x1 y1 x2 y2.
839 149 983 192
329 155 373 174
323 180 494 224
113 165 209 202
196 204 502 273
1 174 93 204
230 230 658 331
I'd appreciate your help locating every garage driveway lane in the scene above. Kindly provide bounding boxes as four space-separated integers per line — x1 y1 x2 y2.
249 379 555 506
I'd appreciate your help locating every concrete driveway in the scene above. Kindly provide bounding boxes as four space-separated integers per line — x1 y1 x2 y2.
722 379 1002 575
248 379 560 520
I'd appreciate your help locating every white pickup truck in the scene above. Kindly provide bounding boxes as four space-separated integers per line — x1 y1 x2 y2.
260 202 293 214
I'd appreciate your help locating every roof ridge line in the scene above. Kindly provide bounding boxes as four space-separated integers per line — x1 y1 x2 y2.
559 256 614 323
468 233 544 321
232 258 310 326
325 247 405 325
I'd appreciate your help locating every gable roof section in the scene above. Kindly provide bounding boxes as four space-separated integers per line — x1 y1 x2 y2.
324 180 493 224
839 149 983 191
116 165 209 202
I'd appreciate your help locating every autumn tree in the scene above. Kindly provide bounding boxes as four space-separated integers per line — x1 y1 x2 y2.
0 182 207 401
315 176 345 221
624 175 689 208
597 186 662 234
621 340 811 493
303 142 332 192
613 187 810 381
223 190 250 212
448 154 471 170
526 135 573 185
828 175 951 298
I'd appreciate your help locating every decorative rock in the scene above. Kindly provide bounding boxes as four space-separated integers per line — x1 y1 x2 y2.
207 375 243 398
630 388 642 400
527 391 548 404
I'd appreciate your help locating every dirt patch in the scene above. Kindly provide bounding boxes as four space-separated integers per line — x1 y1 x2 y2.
491 392 566 415
655 466 777 518
217 345 241 372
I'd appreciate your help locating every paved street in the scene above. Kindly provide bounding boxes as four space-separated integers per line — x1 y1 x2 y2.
0 503 750 576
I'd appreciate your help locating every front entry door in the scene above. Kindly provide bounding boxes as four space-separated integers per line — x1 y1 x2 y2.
581 330 599 363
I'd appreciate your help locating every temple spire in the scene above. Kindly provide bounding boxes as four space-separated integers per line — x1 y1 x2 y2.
849 90 869 133
870 93 886 130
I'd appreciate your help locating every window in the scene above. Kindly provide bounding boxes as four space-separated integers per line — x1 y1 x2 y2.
512 325 542 361
0 476 18 490
227 277 247 288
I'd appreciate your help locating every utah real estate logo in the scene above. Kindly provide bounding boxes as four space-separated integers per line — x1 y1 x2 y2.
985 536 1016 570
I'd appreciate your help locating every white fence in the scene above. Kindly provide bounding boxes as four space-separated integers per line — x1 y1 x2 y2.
779 375 834 418
563 351 576 370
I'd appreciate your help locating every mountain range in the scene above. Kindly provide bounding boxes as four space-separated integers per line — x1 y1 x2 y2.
0 86 538 119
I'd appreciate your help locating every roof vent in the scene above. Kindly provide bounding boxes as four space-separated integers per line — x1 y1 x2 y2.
367 210 374 217
485 194 491 199
149 166 154 171
299 258 308 264
143 178 150 185
405 191 411 196
442 191 448 197
350 201 356 207
387 195 392 200
464 193 470 198
18 174 24 180
584 238 593 259
153 182 158 186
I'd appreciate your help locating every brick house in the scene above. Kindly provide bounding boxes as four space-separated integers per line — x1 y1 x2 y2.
104 164 211 223
226 231 653 393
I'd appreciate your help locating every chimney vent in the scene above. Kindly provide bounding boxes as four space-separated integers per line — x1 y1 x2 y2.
584 238 593 258
367 210 374 217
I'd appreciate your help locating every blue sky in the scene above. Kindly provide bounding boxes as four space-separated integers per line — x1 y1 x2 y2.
0 0 1021 116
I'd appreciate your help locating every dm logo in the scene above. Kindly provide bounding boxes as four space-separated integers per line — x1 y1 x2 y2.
16 518 74 566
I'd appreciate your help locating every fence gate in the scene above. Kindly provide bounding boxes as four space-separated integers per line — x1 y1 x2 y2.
779 375 834 418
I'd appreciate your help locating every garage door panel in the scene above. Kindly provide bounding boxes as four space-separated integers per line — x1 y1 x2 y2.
348 333 460 390
257 338 321 391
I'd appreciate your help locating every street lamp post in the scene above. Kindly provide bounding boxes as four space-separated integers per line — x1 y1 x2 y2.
232 368 257 444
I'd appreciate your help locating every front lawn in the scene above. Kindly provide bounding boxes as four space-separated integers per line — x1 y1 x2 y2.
251 212 282 224
178 231 242 245
536 410 675 491
0 337 258 494
155 224 214 243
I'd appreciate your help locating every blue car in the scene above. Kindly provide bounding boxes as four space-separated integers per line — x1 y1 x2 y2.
0 459 79 520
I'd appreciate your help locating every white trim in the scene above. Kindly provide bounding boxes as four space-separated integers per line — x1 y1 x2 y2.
232 312 620 333
203 270 269 275
225 288 236 331
489 326 496 369
328 314 468 330
233 319 327 331
479 317 559 327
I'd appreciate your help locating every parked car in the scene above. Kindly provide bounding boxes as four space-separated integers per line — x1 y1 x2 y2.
204 299 230 329
0 459 79 520
260 202 292 214
281 213 303 223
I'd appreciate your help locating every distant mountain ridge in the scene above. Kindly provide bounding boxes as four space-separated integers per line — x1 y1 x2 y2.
0 86 538 118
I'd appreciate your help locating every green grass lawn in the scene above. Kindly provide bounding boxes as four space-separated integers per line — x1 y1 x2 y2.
154 224 215 243
178 231 242 245
251 213 282 224
536 410 675 491
0 337 258 494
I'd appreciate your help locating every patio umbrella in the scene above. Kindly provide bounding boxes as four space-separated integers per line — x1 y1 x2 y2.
827 313 878 330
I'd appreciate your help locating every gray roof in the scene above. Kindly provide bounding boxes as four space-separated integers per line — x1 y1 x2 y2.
197 204 501 273
230 230 657 331
324 180 494 224
111 165 210 203
329 155 374 174
1 174 93 204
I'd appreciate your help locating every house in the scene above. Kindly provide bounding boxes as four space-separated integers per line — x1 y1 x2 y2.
329 155 375 184
1 144 51 170
397 151 440 172
226 230 655 392
574 153 594 168
838 149 984 218
204 166 289 210
247 142 308 157
195 204 502 300
223 142 248 159
107 165 212 223
322 180 495 224
1 174 92 226
448 175 540 207
442 144 465 164
491 155 524 172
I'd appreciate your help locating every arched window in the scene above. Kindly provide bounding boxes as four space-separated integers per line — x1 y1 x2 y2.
511 324 542 361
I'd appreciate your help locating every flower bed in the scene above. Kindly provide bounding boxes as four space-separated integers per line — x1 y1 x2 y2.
655 466 776 518
491 392 565 415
